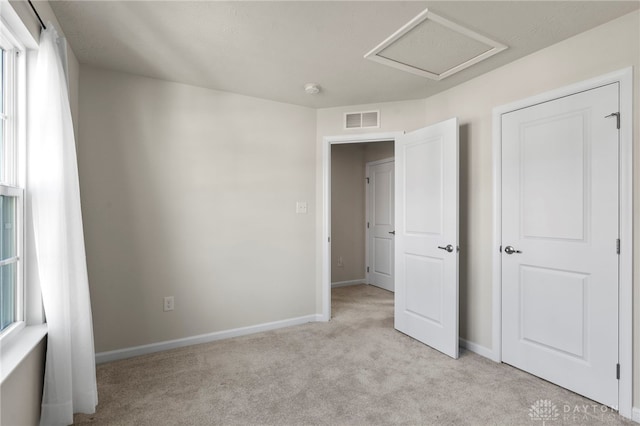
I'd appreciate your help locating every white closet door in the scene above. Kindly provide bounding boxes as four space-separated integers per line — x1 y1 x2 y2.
501 83 619 408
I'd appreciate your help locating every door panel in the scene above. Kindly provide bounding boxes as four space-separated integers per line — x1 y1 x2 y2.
368 161 394 291
395 118 459 359
405 140 443 234
404 254 443 324
520 112 587 240
520 266 588 358
501 83 619 408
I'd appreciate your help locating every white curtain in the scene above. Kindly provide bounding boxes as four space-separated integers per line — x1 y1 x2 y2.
30 26 98 426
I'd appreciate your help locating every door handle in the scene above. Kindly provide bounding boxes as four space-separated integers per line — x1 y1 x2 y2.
388 231 395 235
438 244 454 253
504 245 522 255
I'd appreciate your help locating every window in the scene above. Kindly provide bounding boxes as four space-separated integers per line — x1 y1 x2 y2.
0 25 24 334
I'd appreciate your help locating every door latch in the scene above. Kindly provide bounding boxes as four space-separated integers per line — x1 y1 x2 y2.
605 112 620 130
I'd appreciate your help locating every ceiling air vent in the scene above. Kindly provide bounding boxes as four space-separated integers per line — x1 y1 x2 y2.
344 110 380 130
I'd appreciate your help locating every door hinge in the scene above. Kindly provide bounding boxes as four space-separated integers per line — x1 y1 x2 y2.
605 112 620 130
616 238 620 255
367 222 370 229
328 237 331 243
366 177 370 184
499 245 502 253
367 266 370 273
616 363 620 380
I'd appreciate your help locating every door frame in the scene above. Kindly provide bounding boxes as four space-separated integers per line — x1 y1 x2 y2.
365 157 395 288
491 67 633 418
321 132 402 321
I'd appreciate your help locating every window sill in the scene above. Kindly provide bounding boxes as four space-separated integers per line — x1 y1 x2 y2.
0 323 47 384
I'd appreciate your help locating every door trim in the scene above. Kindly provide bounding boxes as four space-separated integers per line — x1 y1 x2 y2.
365 157 394 287
321 132 403 322
491 67 633 418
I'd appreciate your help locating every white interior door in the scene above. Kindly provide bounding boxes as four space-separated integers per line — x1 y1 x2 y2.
501 83 619 408
367 160 395 292
395 118 459 359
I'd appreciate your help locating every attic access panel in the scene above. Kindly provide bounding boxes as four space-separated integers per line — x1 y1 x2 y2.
365 9 507 81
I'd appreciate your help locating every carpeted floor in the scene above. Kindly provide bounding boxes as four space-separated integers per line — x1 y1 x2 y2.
74 284 633 425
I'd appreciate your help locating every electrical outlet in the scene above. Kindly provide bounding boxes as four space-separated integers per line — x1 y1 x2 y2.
337 256 344 267
163 296 174 312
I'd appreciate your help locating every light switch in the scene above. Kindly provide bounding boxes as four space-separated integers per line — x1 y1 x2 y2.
296 201 308 214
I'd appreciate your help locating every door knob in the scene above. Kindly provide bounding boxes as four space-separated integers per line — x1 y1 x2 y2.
438 244 454 253
504 246 522 255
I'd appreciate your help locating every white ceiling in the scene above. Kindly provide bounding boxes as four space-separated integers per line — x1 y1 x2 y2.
48 1 639 108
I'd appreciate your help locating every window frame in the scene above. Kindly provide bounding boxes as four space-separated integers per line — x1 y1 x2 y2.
0 15 27 341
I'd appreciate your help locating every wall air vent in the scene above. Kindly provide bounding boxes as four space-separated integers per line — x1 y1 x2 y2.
344 110 380 130
364 8 507 81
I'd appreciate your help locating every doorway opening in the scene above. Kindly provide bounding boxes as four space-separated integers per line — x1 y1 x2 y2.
330 142 394 294
321 132 402 321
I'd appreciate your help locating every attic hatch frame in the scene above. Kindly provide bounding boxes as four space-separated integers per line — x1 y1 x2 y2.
364 8 507 81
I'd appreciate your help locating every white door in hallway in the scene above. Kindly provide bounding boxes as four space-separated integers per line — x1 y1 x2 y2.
395 118 459 359
367 160 395 292
501 83 619 408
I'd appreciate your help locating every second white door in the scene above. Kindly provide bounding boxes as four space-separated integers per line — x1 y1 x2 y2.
501 83 619 408
367 159 395 292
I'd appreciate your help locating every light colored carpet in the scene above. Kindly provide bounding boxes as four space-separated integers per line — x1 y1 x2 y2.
74 284 633 425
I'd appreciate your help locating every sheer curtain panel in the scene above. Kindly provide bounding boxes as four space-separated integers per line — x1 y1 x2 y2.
30 26 98 426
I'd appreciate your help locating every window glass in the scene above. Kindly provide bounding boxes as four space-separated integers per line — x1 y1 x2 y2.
0 195 15 260
0 193 17 332
0 262 15 330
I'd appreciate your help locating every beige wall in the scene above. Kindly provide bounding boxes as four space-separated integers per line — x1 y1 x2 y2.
317 10 640 406
0 339 46 426
331 144 365 284
78 67 317 352
364 141 393 163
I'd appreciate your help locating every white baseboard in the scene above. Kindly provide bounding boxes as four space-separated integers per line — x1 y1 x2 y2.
632 407 640 423
459 338 496 360
95 314 318 364
331 279 365 288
